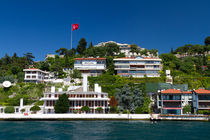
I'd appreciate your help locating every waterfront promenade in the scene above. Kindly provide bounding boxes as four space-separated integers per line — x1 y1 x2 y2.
0 114 151 120
0 114 209 121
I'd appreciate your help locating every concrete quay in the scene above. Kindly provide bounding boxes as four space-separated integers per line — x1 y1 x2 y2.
0 114 151 120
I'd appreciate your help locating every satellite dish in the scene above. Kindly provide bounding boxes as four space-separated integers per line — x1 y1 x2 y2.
3 81 12 88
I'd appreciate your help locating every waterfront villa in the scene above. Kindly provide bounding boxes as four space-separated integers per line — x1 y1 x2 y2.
95 41 151 57
40 75 110 114
114 56 162 77
157 89 192 114
23 68 53 83
193 89 210 113
74 57 106 76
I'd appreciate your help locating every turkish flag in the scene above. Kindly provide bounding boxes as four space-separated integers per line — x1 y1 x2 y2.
72 24 79 31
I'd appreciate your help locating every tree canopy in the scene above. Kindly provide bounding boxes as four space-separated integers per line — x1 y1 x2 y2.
54 94 70 113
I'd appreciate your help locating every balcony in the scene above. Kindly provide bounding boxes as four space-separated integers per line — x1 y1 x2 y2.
198 103 210 109
163 102 181 108
198 105 210 109
74 64 105 70
163 100 181 102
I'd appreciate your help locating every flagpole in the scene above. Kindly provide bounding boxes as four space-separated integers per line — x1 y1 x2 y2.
71 24 72 50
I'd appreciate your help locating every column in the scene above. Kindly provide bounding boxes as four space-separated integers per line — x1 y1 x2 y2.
94 100 95 114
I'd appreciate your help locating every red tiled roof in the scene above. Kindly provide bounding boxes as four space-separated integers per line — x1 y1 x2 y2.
161 89 182 94
28 68 38 70
118 73 129 75
75 58 106 60
143 57 160 59
182 91 192 94
115 57 160 60
194 89 210 94
161 89 192 94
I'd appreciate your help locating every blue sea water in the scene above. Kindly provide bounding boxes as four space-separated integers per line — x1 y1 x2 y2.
0 121 209 140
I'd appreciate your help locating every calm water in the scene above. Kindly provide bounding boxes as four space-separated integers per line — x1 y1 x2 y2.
0 121 209 140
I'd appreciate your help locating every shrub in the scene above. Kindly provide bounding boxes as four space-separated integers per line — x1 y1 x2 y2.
73 110 78 114
81 106 90 113
96 107 103 113
183 104 192 114
4 106 15 113
135 107 143 114
20 108 25 113
110 106 117 113
30 105 41 113
35 101 44 106
123 110 130 114
198 110 210 115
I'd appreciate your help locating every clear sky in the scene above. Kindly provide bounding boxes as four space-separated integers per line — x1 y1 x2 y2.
0 0 210 61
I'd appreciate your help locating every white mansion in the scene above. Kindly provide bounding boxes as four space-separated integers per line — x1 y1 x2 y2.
40 75 110 114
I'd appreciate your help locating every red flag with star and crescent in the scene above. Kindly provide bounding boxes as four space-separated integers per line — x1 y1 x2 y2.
72 24 79 31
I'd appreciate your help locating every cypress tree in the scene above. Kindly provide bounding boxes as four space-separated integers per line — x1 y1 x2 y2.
54 93 70 113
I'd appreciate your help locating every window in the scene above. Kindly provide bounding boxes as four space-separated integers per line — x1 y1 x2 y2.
32 76 36 79
75 60 82 64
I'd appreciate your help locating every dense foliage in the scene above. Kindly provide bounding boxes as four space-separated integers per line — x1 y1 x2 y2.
54 94 70 113
115 84 145 113
183 104 192 114
0 83 45 106
30 105 41 113
4 106 15 113
81 106 90 113
96 107 103 113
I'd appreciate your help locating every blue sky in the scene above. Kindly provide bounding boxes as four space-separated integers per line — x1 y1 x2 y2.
0 0 210 61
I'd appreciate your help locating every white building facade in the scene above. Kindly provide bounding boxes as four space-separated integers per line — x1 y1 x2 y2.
40 75 110 114
23 68 51 83
74 58 106 76
114 56 162 77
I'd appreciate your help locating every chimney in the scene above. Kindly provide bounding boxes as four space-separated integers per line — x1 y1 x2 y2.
51 86 55 93
94 83 101 93
20 98 23 108
58 88 63 92
83 74 88 92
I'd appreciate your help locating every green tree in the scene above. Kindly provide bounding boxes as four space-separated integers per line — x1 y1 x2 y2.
20 108 25 113
204 36 210 46
4 106 15 113
171 48 174 54
130 44 138 56
24 52 35 65
105 43 120 56
106 56 115 74
81 106 90 113
134 106 142 114
54 94 70 113
68 48 76 57
96 107 103 113
183 104 192 114
70 69 82 79
115 84 133 111
56 48 68 56
110 106 117 113
30 105 41 113
76 38 87 55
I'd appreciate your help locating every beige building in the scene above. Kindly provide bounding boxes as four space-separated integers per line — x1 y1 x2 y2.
114 56 162 77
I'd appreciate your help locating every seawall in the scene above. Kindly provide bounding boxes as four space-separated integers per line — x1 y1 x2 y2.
0 114 151 121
